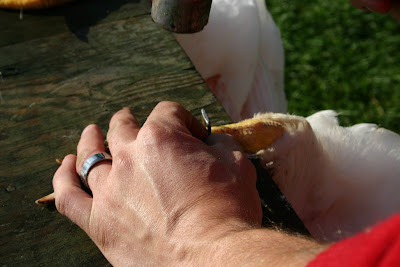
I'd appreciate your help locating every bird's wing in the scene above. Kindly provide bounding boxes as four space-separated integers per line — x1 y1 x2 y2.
305 110 400 240
348 123 400 158
307 110 400 161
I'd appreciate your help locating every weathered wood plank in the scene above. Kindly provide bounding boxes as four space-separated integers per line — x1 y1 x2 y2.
0 1 229 265
0 0 151 47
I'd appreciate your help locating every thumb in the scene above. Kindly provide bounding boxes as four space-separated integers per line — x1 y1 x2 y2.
53 154 93 233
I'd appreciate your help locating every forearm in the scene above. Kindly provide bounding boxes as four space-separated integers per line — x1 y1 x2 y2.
198 229 328 267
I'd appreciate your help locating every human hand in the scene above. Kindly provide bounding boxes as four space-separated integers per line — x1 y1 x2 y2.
350 0 400 21
52 101 262 265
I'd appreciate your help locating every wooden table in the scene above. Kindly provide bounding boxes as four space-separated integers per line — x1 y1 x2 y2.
0 1 307 265
0 1 230 265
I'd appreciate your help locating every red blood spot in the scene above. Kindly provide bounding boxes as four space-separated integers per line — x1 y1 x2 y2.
205 74 222 92
205 74 236 117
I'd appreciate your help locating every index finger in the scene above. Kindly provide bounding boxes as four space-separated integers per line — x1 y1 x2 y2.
142 101 208 141
107 107 141 154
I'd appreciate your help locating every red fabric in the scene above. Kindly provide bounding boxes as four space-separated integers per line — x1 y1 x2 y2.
308 213 400 266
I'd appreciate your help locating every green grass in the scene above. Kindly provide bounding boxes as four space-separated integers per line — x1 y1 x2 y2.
265 0 400 133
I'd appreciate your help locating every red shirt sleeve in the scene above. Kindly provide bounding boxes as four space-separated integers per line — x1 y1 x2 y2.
308 213 400 266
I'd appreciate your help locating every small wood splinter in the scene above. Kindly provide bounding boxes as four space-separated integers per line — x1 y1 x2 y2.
35 158 62 206
35 192 55 206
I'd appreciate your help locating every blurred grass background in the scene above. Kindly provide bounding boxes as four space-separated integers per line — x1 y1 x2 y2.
265 0 400 133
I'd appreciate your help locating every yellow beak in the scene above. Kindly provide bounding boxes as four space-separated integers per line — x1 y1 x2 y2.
211 117 284 154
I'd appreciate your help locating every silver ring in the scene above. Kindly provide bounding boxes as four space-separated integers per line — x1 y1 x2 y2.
79 152 112 189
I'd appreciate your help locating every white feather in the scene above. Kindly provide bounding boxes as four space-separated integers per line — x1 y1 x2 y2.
174 0 286 121
258 111 400 241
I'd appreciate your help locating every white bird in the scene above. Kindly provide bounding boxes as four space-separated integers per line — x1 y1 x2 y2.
176 0 400 242
174 0 287 122
212 111 400 241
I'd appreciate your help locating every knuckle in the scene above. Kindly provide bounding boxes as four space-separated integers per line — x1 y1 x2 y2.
111 151 133 171
113 116 136 128
155 101 178 110
155 101 186 117
138 121 167 146
109 109 137 130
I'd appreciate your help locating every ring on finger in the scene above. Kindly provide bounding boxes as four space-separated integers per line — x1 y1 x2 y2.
79 152 112 189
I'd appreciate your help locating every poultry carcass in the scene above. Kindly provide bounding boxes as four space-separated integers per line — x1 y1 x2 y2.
174 0 287 122
212 110 400 242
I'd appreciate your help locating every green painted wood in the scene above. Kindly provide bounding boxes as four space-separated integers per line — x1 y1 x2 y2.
0 1 229 266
